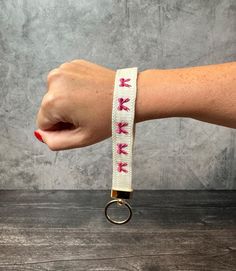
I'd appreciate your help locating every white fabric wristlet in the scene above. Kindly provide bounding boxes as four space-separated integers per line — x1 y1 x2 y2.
105 67 138 224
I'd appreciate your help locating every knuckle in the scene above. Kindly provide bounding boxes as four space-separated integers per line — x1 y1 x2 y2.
59 62 70 70
71 59 86 65
47 68 61 83
41 93 58 110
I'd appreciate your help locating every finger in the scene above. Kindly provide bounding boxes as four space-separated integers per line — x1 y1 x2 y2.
36 92 66 131
47 68 61 88
58 62 78 72
36 127 86 151
36 107 57 131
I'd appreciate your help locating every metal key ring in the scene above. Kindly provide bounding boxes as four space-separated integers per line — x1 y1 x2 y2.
105 199 132 225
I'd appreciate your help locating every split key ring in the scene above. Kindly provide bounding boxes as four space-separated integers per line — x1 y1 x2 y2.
105 199 132 225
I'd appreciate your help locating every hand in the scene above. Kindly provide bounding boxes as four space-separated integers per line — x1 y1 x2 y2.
35 60 116 150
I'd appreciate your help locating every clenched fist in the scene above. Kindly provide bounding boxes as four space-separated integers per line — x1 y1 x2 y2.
35 60 148 151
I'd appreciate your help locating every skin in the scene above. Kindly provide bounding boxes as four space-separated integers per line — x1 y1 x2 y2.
35 60 236 151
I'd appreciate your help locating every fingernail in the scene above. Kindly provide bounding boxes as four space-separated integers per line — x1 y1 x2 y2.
34 130 44 143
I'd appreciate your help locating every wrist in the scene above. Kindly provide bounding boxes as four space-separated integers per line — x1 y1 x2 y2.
135 69 154 123
135 69 190 123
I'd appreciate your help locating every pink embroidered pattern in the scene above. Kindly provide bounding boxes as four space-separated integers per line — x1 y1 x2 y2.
117 143 128 155
116 122 128 134
115 76 134 174
119 78 131 87
117 162 128 173
117 98 130 111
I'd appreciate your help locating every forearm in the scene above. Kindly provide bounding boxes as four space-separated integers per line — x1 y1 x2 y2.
136 62 236 129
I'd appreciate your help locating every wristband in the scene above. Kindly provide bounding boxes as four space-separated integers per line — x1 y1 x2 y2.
105 67 138 225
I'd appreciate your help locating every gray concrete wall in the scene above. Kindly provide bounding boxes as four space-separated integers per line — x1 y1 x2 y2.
0 0 235 190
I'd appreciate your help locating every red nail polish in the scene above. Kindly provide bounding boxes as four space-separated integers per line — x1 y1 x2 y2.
34 131 44 143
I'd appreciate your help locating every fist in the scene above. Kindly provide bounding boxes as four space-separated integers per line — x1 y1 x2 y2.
35 60 116 150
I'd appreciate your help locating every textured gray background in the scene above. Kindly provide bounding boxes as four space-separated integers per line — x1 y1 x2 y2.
0 0 235 190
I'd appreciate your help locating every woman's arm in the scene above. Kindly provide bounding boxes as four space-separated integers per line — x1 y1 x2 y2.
136 62 236 128
35 60 235 151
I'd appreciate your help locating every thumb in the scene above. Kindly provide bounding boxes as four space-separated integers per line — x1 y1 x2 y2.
34 127 86 151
